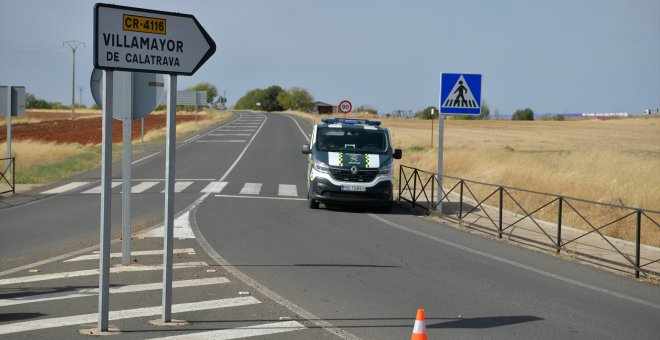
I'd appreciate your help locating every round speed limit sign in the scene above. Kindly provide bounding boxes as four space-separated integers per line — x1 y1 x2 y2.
338 100 352 114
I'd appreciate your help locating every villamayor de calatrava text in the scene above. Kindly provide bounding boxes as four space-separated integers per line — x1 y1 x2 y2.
102 33 183 66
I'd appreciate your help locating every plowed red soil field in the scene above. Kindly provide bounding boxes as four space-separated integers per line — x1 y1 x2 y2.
0 111 196 145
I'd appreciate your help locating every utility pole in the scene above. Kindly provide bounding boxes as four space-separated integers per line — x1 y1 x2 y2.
63 40 85 120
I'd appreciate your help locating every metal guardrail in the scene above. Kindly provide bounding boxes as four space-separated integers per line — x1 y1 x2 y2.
398 164 660 279
1 157 15 195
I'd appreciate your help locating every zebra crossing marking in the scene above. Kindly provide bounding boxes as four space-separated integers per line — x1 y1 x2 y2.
162 181 194 193
0 277 228 307
64 248 196 262
0 262 207 286
82 181 121 194
278 184 298 197
147 320 306 340
196 140 247 143
201 181 227 194
130 181 159 193
41 182 89 194
0 297 260 335
138 211 195 239
239 183 262 195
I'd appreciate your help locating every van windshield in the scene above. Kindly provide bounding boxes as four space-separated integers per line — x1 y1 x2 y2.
316 126 389 153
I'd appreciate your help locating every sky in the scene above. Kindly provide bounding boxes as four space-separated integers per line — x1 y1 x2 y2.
1 0 659 115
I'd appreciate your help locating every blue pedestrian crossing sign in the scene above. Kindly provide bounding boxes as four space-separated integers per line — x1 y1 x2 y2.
440 73 482 114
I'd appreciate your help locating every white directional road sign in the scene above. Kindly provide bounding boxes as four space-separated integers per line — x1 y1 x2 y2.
94 3 216 75
439 73 482 115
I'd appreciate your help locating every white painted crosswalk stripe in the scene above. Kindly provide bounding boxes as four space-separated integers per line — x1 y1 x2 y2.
0 277 228 307
161 181 194 193
0 262 207 286
278 184 298 197
196 140 247 143
0 297 260 335
239 183 262 195
41 181 89 194
131 181 159 193
201 181 227 194
64 248 196 262
82 181 121 194
147 321 306 340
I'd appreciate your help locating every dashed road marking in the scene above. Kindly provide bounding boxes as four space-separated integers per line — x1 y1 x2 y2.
41 182 89 194
0 277 228 307
201 181 228 194
64 248 196 262
146 320 306 340
278 184 298 197
0 297 260 335
0 262 207 286
239 183 262 195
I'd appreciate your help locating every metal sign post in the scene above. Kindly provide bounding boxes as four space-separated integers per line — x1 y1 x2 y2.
162 74 176 322
98 70 113 331
431 108 434 147
121 73 133 266
94 3 215 328
438 73 482 214
2 87 10 178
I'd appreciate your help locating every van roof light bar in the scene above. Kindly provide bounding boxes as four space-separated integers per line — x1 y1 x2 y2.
321 118 381 126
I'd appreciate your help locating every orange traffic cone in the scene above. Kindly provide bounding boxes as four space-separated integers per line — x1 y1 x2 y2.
411 308 428 340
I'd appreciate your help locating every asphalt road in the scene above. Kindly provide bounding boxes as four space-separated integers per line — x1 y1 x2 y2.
1 111 659 339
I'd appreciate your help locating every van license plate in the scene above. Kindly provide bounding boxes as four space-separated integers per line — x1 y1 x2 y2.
341 185 366 192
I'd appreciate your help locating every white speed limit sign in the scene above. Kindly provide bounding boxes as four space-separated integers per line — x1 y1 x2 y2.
338 100 352 114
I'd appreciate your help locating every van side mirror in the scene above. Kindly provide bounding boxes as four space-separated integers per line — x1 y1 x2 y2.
302 144 311 154
393 148 403 159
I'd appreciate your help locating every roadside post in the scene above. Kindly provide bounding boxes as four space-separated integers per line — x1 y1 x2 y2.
91 69 165 266
438 73 482 214
94 3 215 330
431 108 434 147
0 86 25 179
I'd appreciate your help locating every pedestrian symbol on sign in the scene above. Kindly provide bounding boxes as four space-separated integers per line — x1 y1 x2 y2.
442 75 478 108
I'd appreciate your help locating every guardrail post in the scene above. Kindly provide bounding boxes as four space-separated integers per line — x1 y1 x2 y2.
557 196 563 253
398 165 402 202
412 169 418 205
498 186 503 238
459 180 464 221
431 175 435 213
635 210 641 278
11 157 15 194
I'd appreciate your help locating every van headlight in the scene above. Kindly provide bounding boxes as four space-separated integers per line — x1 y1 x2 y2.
378 163 393 175
313 159 330 173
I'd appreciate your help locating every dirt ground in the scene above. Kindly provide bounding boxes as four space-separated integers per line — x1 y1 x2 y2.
0 111 197 145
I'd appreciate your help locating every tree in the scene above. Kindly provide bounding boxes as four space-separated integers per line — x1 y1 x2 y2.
235 88 262 110
355 104 378 115
415 106 439 120
186 82 218 103
512 108 534 120
288 87 314 112
258 85 285 111
479 100 490 119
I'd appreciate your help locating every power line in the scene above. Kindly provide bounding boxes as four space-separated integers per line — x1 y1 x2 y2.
63 40 85 120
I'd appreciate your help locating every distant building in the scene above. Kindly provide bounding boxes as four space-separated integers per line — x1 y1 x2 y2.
312 101 336 114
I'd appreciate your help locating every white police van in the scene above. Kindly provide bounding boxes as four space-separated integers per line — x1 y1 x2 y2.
302 118 402 212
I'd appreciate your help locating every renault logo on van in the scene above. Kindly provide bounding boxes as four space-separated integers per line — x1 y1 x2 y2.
350 165 359 175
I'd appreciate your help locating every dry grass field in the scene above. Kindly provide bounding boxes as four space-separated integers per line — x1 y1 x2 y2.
288 111 660 246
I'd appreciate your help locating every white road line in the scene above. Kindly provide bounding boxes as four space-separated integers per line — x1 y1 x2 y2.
132 152 161 165
147 321 306 340
161 181 194 193
64 248 196 262
278 184 298 197
215 194 306 201
138 211 195 239
208 133 251 136
41 182 90 194
0 262 207 286
196 140 247 143
0 277 228 307
0 297 260 335
201 181 228 194
239 183 262 195
131 181 159 193
82 181 121 194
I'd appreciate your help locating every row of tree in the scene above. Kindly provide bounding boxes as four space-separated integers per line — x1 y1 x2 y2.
234 85 314 112
414 102 535 120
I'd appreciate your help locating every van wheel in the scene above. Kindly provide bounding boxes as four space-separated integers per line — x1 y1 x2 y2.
308 194 319 209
